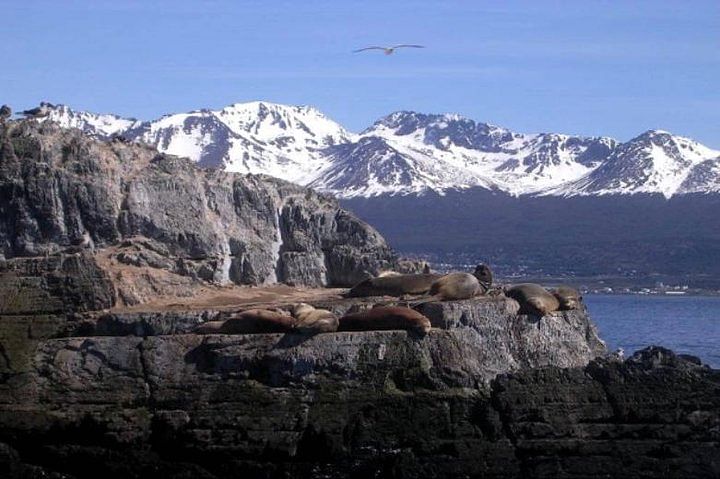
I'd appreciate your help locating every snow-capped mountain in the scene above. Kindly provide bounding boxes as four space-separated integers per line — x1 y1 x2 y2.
548 130 720 198
308 135 494 196
31 102 720 199
358 111 617 196
45 101 352 185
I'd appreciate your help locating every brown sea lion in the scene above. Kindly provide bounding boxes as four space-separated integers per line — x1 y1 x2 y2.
348 273 443 297
338 306 431 335
218 309 296 334
472 263 493 292
292 303 339 333
551 286 582 310
428 272 483 301
504 283 560 316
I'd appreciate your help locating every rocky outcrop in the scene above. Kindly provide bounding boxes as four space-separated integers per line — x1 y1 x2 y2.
0 294 611 478
0 120 398 299
0 291 717 478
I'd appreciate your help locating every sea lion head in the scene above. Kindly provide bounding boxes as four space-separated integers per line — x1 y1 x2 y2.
552 286 582 310
473 264 493 291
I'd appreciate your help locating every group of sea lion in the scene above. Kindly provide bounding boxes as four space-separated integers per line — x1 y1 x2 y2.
193 264 583 336
349 263 494 301
504 283 582 316
349 263 582 317
194 303 431 336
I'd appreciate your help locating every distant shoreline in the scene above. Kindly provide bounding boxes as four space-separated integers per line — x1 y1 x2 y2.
494 276 720 298
435 268 720 297
583 291 720 298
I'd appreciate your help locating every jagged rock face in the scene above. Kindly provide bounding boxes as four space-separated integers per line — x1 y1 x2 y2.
0 120 397 294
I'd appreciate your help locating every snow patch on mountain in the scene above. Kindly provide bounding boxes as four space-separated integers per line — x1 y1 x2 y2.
362 112 614 196
309 136 493 197
213 102 352 184
44 104 140 139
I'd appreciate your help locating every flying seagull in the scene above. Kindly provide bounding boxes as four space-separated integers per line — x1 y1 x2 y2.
353 44 425 55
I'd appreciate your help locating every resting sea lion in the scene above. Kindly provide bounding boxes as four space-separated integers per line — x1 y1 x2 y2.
338 306 431 335
504 283 560 316
217 309 296 334
472 264 493 292
292 303 339 333
427 272 483 301
348 273 443 297
551 286 582 310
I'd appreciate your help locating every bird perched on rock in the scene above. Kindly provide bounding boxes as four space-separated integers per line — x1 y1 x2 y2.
21 102 54 118
0 104 11 121
353 44 425 55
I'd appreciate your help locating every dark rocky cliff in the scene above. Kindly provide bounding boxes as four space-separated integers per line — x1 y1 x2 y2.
0 119 399 303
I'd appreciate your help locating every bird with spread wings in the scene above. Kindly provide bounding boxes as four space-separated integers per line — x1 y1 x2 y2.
353 44 425 55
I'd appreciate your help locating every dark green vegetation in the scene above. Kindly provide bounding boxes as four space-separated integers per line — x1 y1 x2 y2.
343 189 720 287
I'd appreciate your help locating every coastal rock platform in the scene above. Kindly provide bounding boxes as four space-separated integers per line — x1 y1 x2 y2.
1 290 718 478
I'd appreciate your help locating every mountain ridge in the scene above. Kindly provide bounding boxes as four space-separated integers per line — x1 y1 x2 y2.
33 101 720 199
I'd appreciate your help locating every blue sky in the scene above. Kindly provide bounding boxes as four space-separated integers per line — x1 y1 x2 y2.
2 0 718 146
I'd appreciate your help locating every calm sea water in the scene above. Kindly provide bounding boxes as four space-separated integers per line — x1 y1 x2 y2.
584 294 720 368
